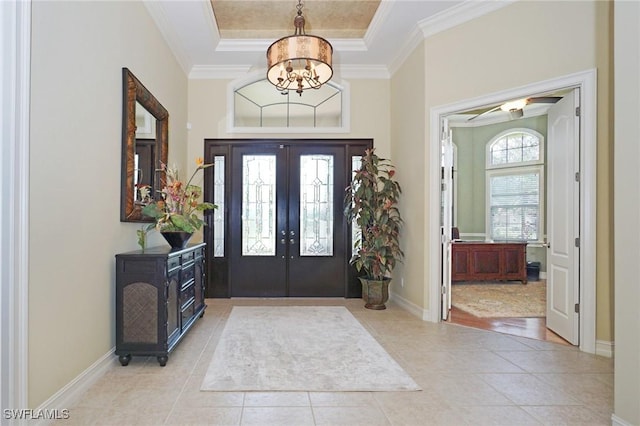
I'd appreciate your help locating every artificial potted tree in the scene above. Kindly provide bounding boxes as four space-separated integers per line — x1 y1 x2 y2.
344 148 404 310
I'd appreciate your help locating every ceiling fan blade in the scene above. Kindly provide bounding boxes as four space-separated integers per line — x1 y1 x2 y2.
467 105 501 122
527 96 562 104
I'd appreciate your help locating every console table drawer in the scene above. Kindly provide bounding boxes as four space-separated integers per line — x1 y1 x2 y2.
180 282 195 308
181 250 194 264
181 264 195 285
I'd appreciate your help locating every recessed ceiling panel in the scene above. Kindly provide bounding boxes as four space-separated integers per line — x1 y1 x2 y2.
210 0 381 39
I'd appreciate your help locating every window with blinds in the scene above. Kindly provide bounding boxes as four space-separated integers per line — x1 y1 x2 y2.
486 130 544 242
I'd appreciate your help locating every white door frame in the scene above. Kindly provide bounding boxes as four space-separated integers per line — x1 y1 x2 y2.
428 69 597 354
1 0 31 412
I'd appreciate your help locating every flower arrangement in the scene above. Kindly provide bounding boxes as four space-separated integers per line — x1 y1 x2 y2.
137 158 216 249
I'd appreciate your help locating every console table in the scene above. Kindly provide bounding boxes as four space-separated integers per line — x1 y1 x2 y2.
451 242 527 284
115 243 206 366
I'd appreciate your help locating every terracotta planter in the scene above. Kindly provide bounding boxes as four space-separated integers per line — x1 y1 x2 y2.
358 277 391 310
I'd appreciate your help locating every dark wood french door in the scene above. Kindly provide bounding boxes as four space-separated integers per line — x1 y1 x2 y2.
203 139 372 298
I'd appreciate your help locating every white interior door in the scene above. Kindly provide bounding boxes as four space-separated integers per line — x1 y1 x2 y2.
441 120 453 320
546 89 580 344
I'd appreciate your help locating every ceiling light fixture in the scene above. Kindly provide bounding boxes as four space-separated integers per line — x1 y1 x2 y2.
266 0 333 96
500 98 528 112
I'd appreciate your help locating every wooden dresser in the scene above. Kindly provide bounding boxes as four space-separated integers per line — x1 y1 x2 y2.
115 243 206 366
451 242 527 284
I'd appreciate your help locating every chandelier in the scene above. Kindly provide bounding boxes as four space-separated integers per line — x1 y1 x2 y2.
266 0 333 96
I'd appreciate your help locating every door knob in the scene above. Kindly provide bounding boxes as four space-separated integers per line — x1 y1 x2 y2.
290 238 295 245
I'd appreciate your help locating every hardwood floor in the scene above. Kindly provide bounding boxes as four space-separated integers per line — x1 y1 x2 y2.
446 299 571 346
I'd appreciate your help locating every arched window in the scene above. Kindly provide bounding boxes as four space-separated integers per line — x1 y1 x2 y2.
486 129 544 242
228 74 350 133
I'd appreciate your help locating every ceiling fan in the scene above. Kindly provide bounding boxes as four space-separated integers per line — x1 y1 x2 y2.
467 96 562 122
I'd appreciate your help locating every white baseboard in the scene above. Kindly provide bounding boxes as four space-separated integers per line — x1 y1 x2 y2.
595 339 615 358
34 348 116 425
389 292 431 321
612 413 635 426
539 271 547 279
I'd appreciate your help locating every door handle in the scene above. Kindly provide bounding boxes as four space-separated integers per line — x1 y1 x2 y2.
281 238 287 245
289 238 295 245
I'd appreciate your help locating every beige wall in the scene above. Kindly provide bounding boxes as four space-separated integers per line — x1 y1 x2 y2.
29 1 187 407
389 45 426 308
613 1 640 423
392 0 613 340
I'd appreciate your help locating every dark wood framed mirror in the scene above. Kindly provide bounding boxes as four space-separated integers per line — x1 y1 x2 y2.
120 68 169 222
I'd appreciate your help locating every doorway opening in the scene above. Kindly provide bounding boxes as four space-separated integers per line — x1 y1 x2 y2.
203 138 372 298
430 70 597 353
445 120 569 345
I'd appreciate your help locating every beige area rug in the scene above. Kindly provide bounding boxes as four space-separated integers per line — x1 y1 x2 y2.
451 281 546 318
200 306 421 392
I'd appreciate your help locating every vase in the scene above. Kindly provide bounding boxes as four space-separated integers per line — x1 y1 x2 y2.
358 277 391 310
160 231 193 249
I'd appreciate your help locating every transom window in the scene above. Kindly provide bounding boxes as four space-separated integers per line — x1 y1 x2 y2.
488 130 541 167
486 129 544 242
229 75 350 133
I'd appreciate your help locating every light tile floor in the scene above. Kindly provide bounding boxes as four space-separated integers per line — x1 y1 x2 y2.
57 298 613 425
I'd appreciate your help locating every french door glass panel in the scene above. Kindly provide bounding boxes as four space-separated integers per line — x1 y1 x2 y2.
300 154 334 256
241 155 277 256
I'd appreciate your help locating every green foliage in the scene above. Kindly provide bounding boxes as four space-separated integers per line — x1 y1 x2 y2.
344 148 404 281
141 158 217 234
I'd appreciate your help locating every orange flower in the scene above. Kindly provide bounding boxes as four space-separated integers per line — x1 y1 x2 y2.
195 157 204 167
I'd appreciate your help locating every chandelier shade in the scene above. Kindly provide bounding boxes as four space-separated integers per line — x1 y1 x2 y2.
266 1 333 96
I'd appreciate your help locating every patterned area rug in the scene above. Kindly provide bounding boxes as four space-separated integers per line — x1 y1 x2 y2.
200 306 420 392
451 281 546 318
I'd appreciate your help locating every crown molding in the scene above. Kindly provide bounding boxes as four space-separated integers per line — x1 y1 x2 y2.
363 0 395 47
387 25 424 77
418 0 517 38
143 0 193 75
388 0 516 77
215 39 270 52
215 37 367 53
336 64 389 79
153 0 518 82
189 64 252 79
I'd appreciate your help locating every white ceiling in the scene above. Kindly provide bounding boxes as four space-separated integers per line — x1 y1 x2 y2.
143 0 516 79
143 0 565 125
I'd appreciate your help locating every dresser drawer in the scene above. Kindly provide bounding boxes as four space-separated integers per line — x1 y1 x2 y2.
180 282 195 308
181 250 194 264
181 264 195 284
181 300 195 325
167 256 181 272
